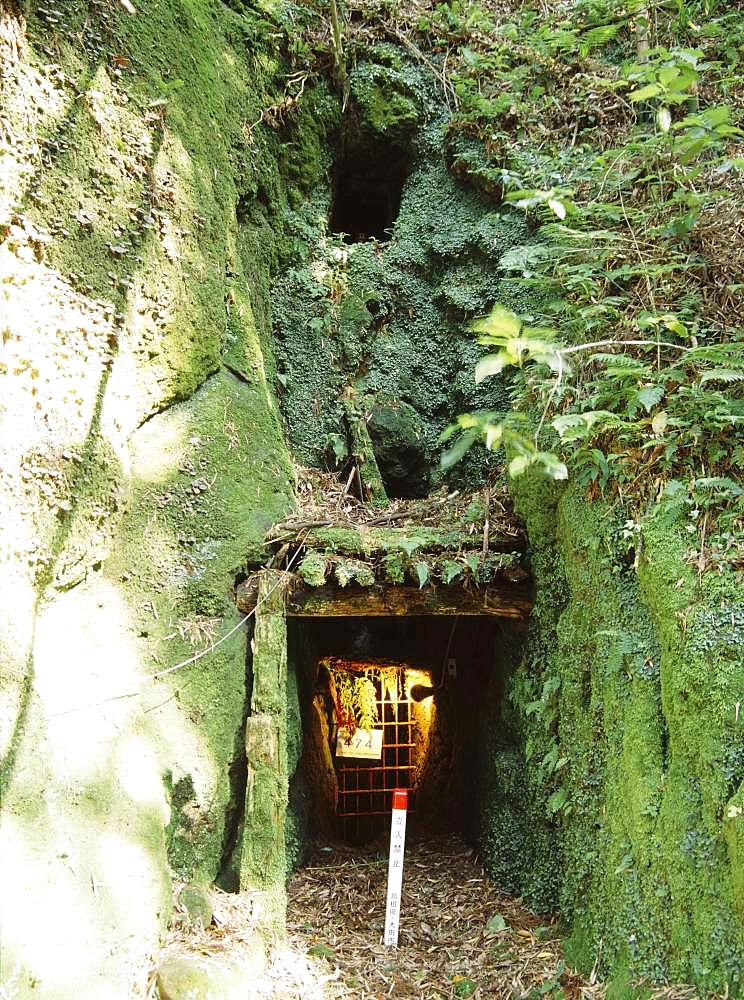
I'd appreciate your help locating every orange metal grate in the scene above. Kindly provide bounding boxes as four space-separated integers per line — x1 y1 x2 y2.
336 681 415 842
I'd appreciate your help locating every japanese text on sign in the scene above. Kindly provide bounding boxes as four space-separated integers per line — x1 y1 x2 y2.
383 789 408 947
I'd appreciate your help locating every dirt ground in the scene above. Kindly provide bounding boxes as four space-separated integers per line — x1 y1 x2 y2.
158 833 702 1000
256 833 598 1000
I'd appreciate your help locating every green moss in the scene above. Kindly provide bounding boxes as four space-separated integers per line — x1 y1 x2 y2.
1 0 341 989
725 785 744 921
333 558 376 587
240 573 290 930
285 662 309 877
383 552 406 583
606 965 651 1000
490 480 744 994
103 369 293 882
349 61 422 138
13 0 319 894
344 399 389 507
306 525 482 555
299 552 328 587
273 75 533 491
637 503 744 991
279 83 340 194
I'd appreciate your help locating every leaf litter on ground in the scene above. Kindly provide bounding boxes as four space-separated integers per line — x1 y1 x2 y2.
154 833 719 999
248 833 713 999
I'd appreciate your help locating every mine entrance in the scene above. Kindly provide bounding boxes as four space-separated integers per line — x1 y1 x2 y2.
289 614 518 847
325 657 430 842
329 113 410 242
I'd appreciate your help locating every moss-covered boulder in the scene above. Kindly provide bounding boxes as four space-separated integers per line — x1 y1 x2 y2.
368 397 430 498
156 945 266 1000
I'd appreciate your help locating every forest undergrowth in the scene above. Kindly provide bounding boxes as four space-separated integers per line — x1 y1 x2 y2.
277 0 744 571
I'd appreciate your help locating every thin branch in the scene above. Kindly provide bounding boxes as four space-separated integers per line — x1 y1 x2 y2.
558 338 691 356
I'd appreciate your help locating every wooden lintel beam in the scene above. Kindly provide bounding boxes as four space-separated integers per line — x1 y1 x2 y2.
236 579 532 619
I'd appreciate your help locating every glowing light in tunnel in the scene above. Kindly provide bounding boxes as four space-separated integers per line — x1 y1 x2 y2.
404 668 434 732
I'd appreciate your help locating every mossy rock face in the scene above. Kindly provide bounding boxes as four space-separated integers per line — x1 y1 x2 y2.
368 397 430 499
349 61 423 139
111 371 294 882
725 785 744 921
0 0 308 994
273 131 530 491
487 479 744 995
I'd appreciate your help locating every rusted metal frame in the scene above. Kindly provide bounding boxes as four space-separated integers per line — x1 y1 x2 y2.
338 765 416 779
338 808 418 818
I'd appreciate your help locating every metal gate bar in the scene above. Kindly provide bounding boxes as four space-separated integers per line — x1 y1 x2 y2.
337 678 415 842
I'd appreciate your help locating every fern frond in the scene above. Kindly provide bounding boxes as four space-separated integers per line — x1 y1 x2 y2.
699 368 744 385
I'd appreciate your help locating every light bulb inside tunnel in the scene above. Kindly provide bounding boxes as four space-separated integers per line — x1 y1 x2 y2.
404 668 434 735
409 683 436 702
404 668 432 700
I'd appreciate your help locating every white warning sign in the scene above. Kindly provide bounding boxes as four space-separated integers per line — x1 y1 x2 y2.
384 788 408 947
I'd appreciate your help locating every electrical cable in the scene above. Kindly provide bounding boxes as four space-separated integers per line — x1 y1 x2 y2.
410 616 459 702
47 543 304 719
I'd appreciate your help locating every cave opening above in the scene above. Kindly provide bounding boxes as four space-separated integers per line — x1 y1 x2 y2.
329 133 409 243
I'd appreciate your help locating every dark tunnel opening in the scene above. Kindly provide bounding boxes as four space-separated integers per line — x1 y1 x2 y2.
288 615 521 848
329 122 409 243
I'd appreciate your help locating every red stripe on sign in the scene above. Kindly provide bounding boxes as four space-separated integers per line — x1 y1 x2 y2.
392 789 408 810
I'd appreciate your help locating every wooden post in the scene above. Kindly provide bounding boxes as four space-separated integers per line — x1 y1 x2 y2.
236 579 533 620
239 570 289 928
343 399 389 508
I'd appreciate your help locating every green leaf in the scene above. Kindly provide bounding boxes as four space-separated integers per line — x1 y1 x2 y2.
580 22 621 51
439 422 460 444
657 106 672 133
441 560 462 585
552 410 618 441
499 244 554 271
472 305 521 339
399 537 423 557
508 453 533 477
328 432 348 462
465 552 480 574
547 786 569 815
484 422 504 451
664 479 685 497
614 853 633 876
537 452 569 480
699 368 744 384
475 352 510 383
651 410 668 434
636 385 665 412
441 428 478 469
629 82 662 102
415 561 429 589
308 943 336 960
551 414 590 441
487 913 508 934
